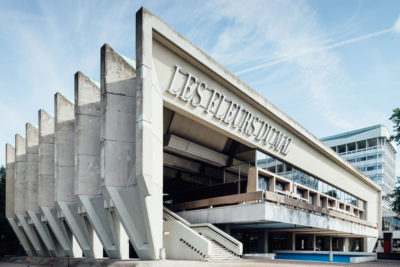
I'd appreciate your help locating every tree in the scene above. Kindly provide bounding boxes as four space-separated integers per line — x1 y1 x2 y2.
389 108 400 145
385 109 400 215
384 187 400 215
0 165 24 256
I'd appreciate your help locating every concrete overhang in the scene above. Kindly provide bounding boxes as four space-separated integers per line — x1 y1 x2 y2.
140 7 381 193
177 202 378 238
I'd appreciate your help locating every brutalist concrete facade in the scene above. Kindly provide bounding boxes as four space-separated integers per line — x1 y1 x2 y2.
4 7 382 261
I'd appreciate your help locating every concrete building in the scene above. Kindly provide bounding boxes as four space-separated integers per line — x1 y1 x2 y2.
321 125 398 230
5 7 381 262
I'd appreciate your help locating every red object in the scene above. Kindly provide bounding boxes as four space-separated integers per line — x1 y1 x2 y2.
384 240 389 253
27 258 30 266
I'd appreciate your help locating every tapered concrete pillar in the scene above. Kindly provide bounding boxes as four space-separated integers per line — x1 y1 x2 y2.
136 8 165 259
15 134 47 256
74 71 126 258
55 93 91 258
101 44 139 259
6 143 34 256
26 123 60 256
38 110 74 257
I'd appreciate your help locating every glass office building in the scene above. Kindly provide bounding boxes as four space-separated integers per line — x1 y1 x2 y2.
322 124 398 230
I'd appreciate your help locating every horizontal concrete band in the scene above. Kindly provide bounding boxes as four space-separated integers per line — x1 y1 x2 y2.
178 202 378 238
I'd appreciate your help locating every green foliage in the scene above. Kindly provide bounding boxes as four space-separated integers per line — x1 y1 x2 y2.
0 165 24 256
389 108 400 145
384 186 400 215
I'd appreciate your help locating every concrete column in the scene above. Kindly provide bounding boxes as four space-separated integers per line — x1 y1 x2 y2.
313 234 316 251
26 123 61 256
39 109 74 257
15 134 47 256
100 44 138 260
6 144 16 220
225 224 231 235
38 110 56 208
15 134 26 216
292 232 296 251
135 8 164 259
263 230 269 253
329 236 333 262
343 237 349 252
75 71 125 258
55 92 92 258
6 143 34 256
25 123 39 213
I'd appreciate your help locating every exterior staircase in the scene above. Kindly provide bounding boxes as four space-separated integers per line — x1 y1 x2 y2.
203 236 241 261
163 207 242 260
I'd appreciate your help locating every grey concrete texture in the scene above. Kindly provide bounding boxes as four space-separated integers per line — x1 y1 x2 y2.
100 44 136 187
6 143 15 218
2 257 400 267
25 123 39 211
14 134 26 215
54 93 75 202
38 109 55 207
74 71 101 196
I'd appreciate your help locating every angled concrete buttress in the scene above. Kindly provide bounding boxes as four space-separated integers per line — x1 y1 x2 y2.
75 71 128 259
15 134 48 256
38 110 73 257
101 42 161 260
5 143 34 256
135 8 164 259
100 44 134 259
26 123 61 256
54 93 91 258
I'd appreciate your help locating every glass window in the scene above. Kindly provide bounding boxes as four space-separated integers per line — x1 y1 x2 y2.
276 181 285 191
347 142 356 151
258 175 269 191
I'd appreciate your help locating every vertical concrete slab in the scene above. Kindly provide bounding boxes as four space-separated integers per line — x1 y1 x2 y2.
14 134 26 216
39 110 73 257
54 93 92 258
74 71 118 258
101 44 141 259
136 8 164 259
25 123 39 212
26 123 61 256
6 144 16 219
15 134 47 256
6 143 34 256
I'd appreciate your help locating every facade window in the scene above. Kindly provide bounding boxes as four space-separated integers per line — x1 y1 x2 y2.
357 156 366 162
276 181 285 191
258 175 269 191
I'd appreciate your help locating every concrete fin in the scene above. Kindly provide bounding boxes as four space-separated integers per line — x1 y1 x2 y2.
79 195 122 259
101 44 136 96
7 217 35 256
17 214 48 256
57 202 95 258
38 110 55 208
14 134 26 215
41 206 74 257
27 210 62 256
5 144 15 218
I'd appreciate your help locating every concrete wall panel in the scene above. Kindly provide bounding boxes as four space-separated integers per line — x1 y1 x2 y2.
55 93 75 203
6 144 15 218
14 134 26 215
74 71 101 196
25 123 39 211
101 44 136 188
38 110 55 207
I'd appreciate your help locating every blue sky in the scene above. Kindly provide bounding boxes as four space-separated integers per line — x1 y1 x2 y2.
0 0 399 175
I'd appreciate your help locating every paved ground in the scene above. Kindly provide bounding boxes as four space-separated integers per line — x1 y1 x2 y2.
1 258 400 266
